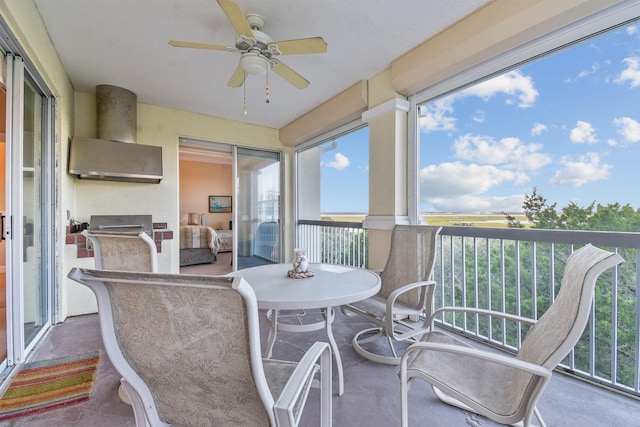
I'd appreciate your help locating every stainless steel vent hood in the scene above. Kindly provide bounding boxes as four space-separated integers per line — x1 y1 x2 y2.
69 137 163 183
68 85 163 183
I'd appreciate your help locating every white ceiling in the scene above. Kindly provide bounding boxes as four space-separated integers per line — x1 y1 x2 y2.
34 0 489 129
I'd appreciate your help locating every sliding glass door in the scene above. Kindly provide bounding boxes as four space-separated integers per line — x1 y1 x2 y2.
179 138 283 271
235 147 282 269
19 71 51 351
4 53 55 368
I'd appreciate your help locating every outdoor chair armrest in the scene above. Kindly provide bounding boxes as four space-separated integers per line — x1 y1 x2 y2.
400 341 551 381
386 280 436 341
428 306 537 328
274 341 332 427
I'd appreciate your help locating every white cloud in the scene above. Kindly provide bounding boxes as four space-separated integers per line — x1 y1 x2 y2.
418 98 456 132
531 123 548 136
626 25 638 36
419 162 523 199
570 121 598 144
419 161 532 212
460 70 539 108
613 116 640 142
472 110 485 123
615 56 640 88
564 63 600 83
425 194 525 213
324 152 350 170
419 70 538 132
549 153 610 187
452 134 551 170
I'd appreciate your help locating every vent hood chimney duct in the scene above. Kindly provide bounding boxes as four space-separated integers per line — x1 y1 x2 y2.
68 85 163 183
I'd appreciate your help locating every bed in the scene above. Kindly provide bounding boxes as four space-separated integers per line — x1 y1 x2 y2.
179 213 221 266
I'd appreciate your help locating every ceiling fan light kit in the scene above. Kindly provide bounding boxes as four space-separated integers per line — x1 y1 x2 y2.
169 0 326 115
240 52 268 76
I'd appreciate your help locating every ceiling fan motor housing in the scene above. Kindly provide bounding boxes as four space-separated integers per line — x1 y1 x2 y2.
236 30 273 54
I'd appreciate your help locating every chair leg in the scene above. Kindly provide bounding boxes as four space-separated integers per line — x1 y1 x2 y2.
118 381 132 405
532 406 547 427
386 333 399 358
352 327 402 365
121 379 152 427
265 309 278 358
400 364 410 427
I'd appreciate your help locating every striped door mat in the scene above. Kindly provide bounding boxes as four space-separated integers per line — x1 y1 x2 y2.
0 350 100 420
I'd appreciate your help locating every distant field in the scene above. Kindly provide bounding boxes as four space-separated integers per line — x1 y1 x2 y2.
321 213 529 228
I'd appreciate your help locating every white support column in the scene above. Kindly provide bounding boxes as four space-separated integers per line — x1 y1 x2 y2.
362 95 410 268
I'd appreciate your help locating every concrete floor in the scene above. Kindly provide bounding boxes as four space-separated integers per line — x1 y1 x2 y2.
1 256 638 426
1 308 638 426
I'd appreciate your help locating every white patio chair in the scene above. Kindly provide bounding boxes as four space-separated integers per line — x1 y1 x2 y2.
341 225 442 365
68 268 332 427
81 229 158 404
81 230 158 272
400 244 624 427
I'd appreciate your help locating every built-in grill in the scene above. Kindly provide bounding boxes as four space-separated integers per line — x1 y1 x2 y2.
89 215 153 238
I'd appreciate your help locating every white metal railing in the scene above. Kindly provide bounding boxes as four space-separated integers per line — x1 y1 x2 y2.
296 220 640 398
297 220 368 268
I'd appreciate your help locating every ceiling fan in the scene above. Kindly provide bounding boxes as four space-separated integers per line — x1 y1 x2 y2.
169 0 327 90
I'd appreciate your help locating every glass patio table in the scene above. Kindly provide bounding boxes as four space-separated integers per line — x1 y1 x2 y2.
229 262 381 395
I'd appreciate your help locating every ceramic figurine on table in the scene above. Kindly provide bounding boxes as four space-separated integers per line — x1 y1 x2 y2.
292 249 309 273
288 248 314 278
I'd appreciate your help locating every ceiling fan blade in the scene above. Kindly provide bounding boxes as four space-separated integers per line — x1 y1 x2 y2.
273 37 328 55
227 65 246 88
217 0 253 37
169 40 228 51
272 61 310 89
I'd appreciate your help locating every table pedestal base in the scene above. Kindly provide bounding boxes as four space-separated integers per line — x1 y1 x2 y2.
265 308 344 395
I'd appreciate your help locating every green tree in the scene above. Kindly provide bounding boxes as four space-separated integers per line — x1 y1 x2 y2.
523 187 560 229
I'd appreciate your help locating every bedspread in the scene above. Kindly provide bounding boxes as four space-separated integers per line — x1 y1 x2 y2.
179 225 221 255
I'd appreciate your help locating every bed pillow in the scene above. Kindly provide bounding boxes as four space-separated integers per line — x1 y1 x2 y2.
179 213 189 225
188 213 202 225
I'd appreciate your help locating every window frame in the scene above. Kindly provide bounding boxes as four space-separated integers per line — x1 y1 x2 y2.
293 118 367 225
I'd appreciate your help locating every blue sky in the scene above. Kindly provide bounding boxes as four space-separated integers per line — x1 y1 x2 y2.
419 23 640 213
319 127 369 213
317 23 640 214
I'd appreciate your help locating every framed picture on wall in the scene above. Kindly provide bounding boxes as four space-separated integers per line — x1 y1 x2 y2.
209 195 232 213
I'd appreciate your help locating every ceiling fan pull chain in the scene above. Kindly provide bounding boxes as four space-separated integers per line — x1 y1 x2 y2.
243 72 248 115
265 63 270 104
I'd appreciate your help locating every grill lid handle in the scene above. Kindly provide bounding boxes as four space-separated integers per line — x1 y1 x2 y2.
98 224 145 230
